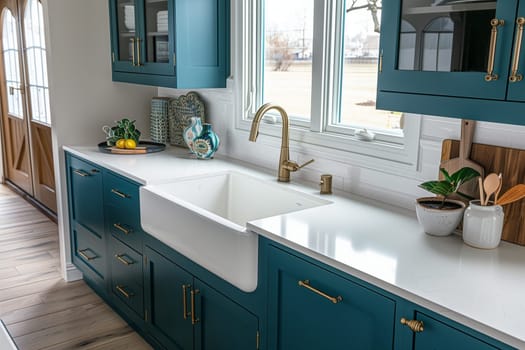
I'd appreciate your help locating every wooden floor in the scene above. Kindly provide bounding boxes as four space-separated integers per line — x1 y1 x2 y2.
0 185 152 349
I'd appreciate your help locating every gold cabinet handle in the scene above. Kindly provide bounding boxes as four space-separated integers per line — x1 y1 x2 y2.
510 17 525 83
182 284 191 320
78 249 96 261
111 188 129 198
115 254 134 266
485 18 504 81
190 289 200 324
73 169 89 177
116 285 134 299
130 37 136 66
136 37 142 66
400 317 424 333
113 223 131 235
298 280 342 304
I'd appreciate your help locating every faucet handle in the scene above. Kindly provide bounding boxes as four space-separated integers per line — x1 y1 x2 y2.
283 159 315 172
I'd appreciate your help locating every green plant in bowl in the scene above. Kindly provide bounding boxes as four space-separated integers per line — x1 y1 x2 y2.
416 167 480 236
106 118 141 146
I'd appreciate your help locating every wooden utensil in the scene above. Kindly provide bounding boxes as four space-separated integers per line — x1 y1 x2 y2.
482 173 500 205
496 184 525 206
494 173 502 204
439 120 485 199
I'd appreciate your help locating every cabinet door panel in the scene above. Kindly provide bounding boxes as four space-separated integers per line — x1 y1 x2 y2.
68 157 104 235
194 279 259 350
144 246 193 350
268 246 395 350
72 223 106 284
507 1 525 102
379 0 518 100
413 312 497 350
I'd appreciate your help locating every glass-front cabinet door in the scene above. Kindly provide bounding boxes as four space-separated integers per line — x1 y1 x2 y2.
110 0 174 75
379 0 519 100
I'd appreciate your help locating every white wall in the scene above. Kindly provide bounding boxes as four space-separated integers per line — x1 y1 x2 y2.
44 0 155 280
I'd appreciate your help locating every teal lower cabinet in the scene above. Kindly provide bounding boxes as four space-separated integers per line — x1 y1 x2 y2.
267 244 396 350
144 245 260 350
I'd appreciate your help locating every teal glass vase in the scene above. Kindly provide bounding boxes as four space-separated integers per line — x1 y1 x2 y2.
192 123 220 159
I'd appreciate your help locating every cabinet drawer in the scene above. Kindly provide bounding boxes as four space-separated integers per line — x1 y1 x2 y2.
104 171 140 211
110 235 144 317
106 203 143 252
72 222 106 282
268 245 395 350
412 312 498 350
110 235 143 286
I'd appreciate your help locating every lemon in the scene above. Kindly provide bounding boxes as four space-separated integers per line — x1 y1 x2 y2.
124 139 137 149
115 139 126 149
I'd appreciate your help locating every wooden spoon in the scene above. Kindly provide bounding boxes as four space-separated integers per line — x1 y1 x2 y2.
482 173 500 205
494 173 502 204
496 184 525 206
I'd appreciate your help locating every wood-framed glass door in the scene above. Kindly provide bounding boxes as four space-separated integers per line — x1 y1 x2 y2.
0 0 55 212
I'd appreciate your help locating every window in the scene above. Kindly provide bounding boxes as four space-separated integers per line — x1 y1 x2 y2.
24 0 51 125
237 0 420 167
2 9 23 118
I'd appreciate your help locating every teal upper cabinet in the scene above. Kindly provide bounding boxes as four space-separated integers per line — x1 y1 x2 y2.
377 0 525 125
109 0 229 89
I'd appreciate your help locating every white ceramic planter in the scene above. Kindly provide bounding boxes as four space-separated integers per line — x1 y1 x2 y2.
415 197 466 236
462 200 504 249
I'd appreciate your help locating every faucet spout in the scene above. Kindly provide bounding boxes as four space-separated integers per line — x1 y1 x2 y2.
249 103 312 182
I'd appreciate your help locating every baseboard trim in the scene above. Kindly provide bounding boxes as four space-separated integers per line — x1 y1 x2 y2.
65 263 83 282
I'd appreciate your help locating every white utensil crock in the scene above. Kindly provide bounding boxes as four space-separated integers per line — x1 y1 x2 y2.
462 200 504 249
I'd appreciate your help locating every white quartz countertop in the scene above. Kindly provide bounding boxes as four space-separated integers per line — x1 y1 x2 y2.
64 145 525 348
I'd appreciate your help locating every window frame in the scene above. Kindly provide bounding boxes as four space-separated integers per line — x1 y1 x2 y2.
234 0 421 169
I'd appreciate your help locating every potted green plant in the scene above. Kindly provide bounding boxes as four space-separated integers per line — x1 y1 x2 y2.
416 167 481 236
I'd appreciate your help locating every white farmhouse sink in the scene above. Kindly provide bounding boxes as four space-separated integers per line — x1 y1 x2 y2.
140 171 331 292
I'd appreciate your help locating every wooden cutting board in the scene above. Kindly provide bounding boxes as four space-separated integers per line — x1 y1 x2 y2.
441 139 525 245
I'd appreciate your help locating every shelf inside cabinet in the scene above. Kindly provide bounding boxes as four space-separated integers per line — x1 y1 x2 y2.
147 31 169 37
404 1 496 15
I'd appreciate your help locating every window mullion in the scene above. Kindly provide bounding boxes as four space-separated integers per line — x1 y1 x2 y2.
309 0 328 133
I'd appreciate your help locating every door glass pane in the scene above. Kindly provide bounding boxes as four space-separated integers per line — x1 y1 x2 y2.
2 9 23 119
24 0 51 125
145 0 169 63
398 0 497 72
263 0 314 121
339 2 402 132
117 0 136 62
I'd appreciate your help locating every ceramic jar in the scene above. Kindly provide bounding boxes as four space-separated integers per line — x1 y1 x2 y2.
462 200 504 249
183 117 203 153
192 123 220 159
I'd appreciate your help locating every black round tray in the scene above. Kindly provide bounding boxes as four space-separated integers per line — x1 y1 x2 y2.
98 141 166 154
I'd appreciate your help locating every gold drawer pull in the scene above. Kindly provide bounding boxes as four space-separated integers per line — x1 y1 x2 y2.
485 18 504 82
116 285 134 299
111 188 129 198
113 223 131 235
78 249 97 261
510 17 525 83
298 280 342 304
191 289 200 324
115 254 134 266
182 284 191 320
73 169 89 177
400 317 424 333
